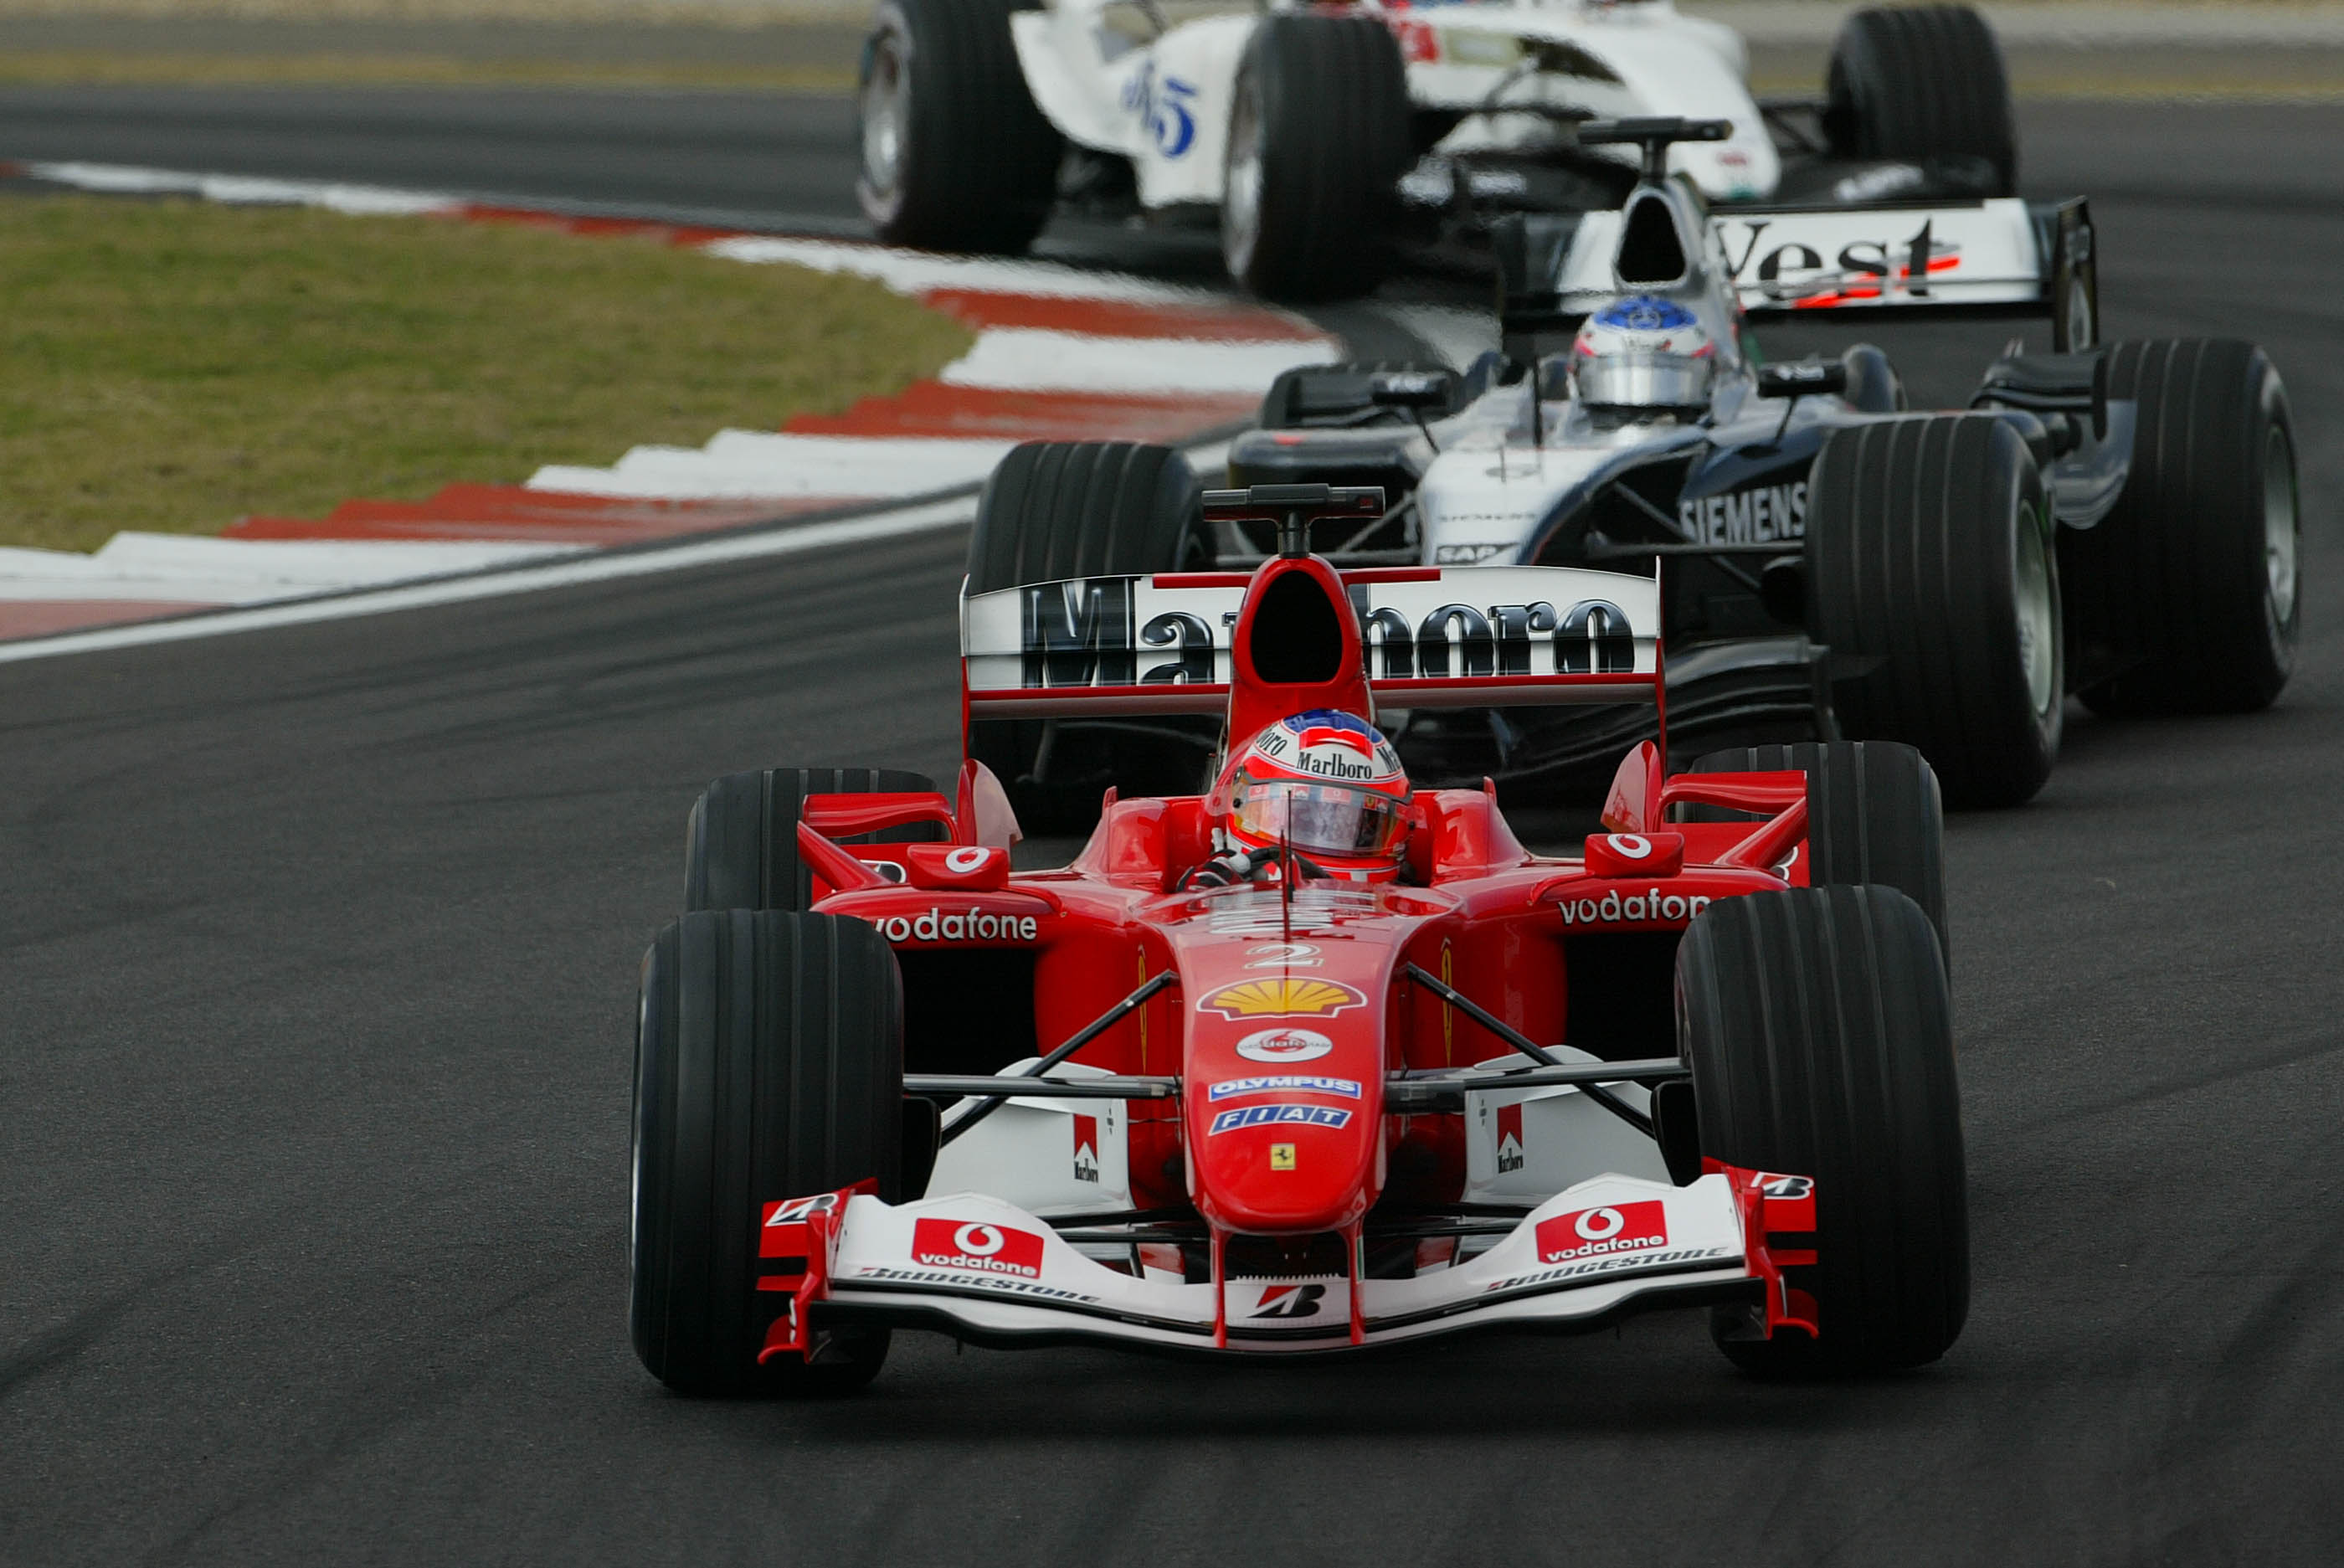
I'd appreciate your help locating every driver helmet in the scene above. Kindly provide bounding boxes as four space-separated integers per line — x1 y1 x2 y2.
1570 294 1715 417
1209 710 1412 881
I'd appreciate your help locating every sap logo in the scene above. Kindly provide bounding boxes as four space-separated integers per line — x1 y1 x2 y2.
1680 481 1807 545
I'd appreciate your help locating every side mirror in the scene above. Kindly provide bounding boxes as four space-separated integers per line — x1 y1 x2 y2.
1755 362 1850 400
1369 371 1453 413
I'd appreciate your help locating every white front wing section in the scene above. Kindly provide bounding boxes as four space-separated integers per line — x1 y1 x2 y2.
812 1173 1754 1354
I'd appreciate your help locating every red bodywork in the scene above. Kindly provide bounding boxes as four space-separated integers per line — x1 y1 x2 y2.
789 548 1815 1308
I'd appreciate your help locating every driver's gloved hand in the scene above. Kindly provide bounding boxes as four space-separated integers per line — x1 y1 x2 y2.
1181 849 1266 892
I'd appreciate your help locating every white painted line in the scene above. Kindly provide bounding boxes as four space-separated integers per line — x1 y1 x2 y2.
0 497 977 665
26 161 462 217
527 432 1017 500
698 235 1221 304
0 434 1236 665
0 533 577 600
940 328 1339 394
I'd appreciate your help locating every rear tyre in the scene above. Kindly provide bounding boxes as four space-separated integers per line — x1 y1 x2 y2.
858 0 1062 254
631 911 904 1396
1824 4 2017 196
686 768 943 913
966 441 1211 834
1678 886 1967 1375
1222 13 1411 301
1684 741 1946 964
2066 340 2300 715
1806 414 2061 808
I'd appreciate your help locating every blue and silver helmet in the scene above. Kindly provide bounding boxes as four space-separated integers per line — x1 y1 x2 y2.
1571 294 1716 415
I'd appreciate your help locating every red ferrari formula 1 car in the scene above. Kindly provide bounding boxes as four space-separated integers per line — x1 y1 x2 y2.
630 486 1964 1392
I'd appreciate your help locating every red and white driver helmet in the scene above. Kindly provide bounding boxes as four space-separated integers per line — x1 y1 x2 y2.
1209 709 1412 879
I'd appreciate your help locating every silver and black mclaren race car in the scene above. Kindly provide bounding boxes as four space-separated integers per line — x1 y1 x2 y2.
1194 117 2300 807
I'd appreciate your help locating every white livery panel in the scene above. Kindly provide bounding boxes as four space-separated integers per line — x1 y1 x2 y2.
811 1173 1755 1354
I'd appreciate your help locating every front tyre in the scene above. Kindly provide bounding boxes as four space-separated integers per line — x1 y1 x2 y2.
1680 886 1967 1375
631 912 904 1396
1806 414 2061 808
858 0 1062 254
1221 13 1411 301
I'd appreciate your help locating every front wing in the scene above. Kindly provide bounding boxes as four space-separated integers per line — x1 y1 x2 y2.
756 1168 1817 1360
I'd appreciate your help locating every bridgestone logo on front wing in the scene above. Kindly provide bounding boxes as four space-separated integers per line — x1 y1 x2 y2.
1482 1244 1740 1294
852 1266 1099 1304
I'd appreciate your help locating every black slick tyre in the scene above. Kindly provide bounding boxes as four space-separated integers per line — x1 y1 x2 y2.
2065 340 2300 715
1685 741 1946 964
1824 4 2017 196
1806 414 2061 808
1221 13 1411 300
686 768 943 913
965 441 1210 834
858 0 1061 254
631 911 904 1396
1678 886 1967 1375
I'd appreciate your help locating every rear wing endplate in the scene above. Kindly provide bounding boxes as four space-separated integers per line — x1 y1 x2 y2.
961 565 1663 721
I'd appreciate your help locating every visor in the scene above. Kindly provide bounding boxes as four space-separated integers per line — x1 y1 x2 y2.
1232 780 1409 859
1575 350 1714 411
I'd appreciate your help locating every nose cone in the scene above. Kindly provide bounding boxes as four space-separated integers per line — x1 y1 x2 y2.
1185 975 1385 1234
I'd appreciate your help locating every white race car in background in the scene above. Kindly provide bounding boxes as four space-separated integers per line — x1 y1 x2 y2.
856 0 2018 297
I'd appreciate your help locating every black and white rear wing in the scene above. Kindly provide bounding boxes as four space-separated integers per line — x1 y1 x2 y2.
1506 196 2097 355
959 565 1663 722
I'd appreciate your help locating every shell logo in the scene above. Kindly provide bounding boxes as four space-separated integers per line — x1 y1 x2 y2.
1199 978 1366 1020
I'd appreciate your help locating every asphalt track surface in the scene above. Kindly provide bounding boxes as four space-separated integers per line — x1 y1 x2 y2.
6 100 2344 1565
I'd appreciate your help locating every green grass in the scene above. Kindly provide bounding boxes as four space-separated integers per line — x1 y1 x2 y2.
0 197 974 552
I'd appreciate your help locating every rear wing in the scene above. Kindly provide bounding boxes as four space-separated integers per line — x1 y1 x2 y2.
1501 196 2097 356
960 564 1663 722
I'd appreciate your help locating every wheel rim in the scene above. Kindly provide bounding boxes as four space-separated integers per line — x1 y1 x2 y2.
861 36 908 200
2264 424 2300 628
2015 506 2058 717
1222 79 1263 279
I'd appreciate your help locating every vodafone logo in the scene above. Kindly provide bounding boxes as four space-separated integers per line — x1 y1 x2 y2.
944 846 993 874
911 1217 1045 1279
1534 1200 1668 1263
1606 833 1653 860
1234 1027 1334 1063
